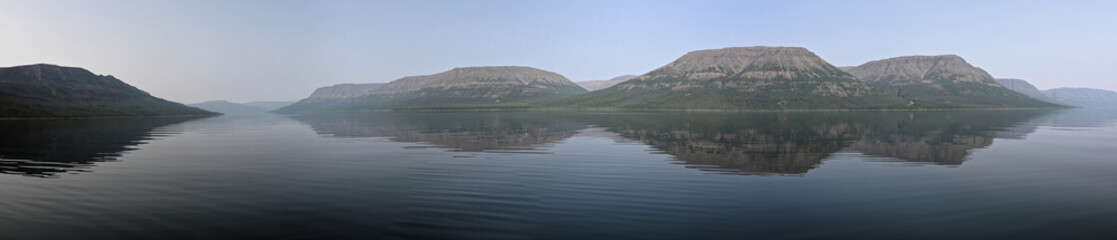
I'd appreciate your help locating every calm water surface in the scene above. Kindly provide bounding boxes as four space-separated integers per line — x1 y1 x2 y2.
3 109 1117 239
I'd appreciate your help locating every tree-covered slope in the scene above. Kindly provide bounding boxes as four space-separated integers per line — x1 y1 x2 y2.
0 64 216 118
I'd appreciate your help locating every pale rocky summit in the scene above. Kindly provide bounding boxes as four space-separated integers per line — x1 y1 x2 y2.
552 46 902 110
846 55 999 87
994 78 1062 104
576 75 638 91
643 47 860 81
844 55 1059 108
277 66 585 112
308 83 385 99
621 47 880 97
1043 88 1117 107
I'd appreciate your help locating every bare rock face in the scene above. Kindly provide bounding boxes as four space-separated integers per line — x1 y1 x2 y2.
575 75 638 91
994 78 1062 104
844 55 1060 108
308 83 385 99
846 55 1000 87
553 46 901 110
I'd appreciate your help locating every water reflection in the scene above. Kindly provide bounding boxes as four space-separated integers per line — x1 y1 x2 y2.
0 117 202 177
1035 107 1117 128
290 112 585 152
851 111 1050 165
291 110 1054 175
576 113 887 175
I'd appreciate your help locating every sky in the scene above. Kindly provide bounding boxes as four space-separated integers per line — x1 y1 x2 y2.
2 0 1115 103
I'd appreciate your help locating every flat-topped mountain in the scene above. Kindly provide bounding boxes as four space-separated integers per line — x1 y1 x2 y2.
549 47 903 110
844 55 1060 108
576 75 638 91
994 78 1063 104
277 66 586 112
0 64 215 118
1043 88 1117 107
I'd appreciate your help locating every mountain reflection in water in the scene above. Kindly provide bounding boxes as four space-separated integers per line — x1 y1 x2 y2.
0 117 203 177
850 111 1050 165
291 110 1055 175
290 112 585 153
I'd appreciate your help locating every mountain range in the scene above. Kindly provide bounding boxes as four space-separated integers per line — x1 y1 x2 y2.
7 46 1107 117
282 47 1082 112
0 64 215 118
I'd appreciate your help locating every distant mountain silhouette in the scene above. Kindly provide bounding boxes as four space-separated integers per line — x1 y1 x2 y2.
994 78 1063 104
189 100 267 114
1043 88 1117 107
242 101 294 111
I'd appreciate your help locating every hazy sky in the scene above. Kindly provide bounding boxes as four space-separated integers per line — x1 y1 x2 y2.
2 0 1115 103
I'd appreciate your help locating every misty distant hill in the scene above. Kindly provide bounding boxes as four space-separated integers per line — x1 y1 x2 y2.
1043 88 1117 107
242 101 294 111
576 75 638 91
189 100 268 115
994 78 1064 104
548 47 903 110
190 100 295 114
0 64 216 118
844 55 1061 108
277 66 586 113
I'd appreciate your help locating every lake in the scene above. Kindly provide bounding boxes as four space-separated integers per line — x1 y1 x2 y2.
3 109 1117 239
